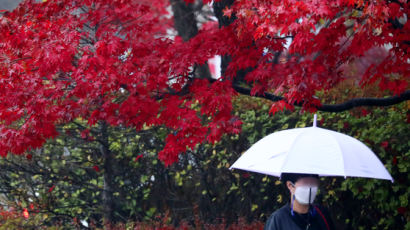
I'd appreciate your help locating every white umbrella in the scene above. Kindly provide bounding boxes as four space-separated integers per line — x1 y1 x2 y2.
230 115 393 181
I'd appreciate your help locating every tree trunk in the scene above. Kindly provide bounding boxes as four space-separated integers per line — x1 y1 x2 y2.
100 122 115 227
213 0 235 28
170 0 212 80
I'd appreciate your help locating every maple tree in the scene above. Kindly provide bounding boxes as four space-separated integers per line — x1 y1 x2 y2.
0 0 409 167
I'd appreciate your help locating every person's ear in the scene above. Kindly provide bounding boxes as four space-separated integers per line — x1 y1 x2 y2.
286 181 295 194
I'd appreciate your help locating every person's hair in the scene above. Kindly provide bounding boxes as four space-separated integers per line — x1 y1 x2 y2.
280 173 319 184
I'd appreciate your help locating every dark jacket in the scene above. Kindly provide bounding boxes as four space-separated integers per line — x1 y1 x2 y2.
264 204 334 230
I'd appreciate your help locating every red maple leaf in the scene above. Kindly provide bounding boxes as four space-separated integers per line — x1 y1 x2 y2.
397 207 407 215
26 154 33 160
380 141 389 150
93 165 100 172
134 154 143 162
22 208 29 219
223 7 233 18
392 156 397 166
361 109 369 117
48 185 56 193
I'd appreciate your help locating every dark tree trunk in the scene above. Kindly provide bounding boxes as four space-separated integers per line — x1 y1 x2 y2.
100 122 115 227
170 0 198 42
213 0 243 81
170 0 211 80
213 0 235 28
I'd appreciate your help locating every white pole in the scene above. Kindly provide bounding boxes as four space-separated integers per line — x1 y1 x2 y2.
313 114 317 127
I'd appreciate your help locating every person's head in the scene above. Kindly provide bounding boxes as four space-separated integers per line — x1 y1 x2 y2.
281 173 320 205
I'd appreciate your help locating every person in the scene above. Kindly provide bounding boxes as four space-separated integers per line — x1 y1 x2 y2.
264 173 335 230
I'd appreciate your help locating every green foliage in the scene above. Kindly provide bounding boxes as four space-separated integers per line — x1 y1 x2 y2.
0 120 170 228
317 104 410 230
0 95 408 229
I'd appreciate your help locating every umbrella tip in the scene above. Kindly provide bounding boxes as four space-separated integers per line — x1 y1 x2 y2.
313 114 317 127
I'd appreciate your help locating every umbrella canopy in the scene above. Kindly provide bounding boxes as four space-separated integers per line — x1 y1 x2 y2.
230 115 393 182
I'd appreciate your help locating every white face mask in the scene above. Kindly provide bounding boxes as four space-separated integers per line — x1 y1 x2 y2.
292 184 318 205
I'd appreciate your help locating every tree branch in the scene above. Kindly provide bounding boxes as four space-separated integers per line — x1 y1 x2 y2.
318 90 410 112
232 84 410 112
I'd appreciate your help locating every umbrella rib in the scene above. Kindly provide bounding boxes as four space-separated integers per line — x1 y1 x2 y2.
278 127 311 177
331 132 347 179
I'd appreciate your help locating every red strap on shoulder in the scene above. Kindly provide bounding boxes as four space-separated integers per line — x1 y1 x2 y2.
314 206 330 230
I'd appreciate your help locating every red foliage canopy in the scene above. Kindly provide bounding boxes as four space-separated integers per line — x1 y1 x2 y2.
0 0 408 165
